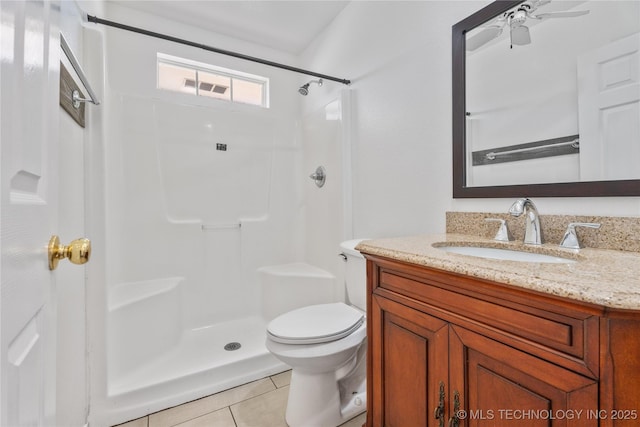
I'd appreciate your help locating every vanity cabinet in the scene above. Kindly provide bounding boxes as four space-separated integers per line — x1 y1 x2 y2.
365 254 640 427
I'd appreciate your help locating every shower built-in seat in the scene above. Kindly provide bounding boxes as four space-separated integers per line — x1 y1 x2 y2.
258 262 339 321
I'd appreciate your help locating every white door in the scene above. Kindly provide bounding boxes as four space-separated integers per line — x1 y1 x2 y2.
1 0 60 425
578 32 640 181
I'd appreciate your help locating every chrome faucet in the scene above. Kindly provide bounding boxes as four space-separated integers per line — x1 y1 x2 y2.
508 198 542 245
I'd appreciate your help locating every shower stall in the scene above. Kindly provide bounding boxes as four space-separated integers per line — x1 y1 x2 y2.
83 14 351 426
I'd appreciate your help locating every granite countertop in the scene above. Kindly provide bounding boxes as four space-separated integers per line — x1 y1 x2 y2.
356 234 640 310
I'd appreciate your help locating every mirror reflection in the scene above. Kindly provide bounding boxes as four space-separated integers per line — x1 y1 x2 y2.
464 0 639 188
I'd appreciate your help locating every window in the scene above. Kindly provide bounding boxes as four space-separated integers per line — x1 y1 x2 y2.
157 53 269 107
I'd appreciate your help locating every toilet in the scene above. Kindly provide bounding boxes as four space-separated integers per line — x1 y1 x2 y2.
265 239 368 427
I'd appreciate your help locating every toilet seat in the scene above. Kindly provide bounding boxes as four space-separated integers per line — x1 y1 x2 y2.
267 303 364 345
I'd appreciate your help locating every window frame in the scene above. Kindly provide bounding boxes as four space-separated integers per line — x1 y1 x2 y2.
157 53 269 108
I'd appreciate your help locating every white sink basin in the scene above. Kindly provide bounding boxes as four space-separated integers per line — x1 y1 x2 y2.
435 245 576 264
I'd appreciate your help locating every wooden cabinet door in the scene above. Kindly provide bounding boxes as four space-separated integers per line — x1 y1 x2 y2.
449 325 598 427
370 295 449 427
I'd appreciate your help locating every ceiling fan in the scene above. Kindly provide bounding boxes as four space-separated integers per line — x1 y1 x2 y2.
466 0 590 51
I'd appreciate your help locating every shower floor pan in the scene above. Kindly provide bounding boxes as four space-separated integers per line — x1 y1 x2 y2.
107 316 287 420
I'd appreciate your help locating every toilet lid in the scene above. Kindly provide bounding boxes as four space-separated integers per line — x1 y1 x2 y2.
267 303 364 345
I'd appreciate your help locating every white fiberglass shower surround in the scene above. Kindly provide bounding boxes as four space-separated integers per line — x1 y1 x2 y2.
83 7 352 426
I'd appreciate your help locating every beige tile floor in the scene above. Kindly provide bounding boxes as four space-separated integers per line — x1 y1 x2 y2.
114 370 366 427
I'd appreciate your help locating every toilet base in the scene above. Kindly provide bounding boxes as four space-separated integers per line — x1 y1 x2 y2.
284 344 366 427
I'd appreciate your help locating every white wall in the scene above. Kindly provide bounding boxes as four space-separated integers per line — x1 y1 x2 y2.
300 1 481 238
300 0 640 242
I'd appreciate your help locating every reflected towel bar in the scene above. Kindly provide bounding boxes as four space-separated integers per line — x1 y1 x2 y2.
485 139 579 161
472 134 580 166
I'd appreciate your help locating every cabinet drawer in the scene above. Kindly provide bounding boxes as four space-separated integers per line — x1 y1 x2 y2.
370 257 599 378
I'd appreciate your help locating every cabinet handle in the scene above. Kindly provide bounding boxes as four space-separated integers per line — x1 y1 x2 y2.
434 381 445 427
448 390 460 427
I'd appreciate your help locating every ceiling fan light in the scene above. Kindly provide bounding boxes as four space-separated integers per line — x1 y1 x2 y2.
511 25 531 45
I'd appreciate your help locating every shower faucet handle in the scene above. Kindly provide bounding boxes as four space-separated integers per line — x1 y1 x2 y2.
485 218 513 242
309 166 326 188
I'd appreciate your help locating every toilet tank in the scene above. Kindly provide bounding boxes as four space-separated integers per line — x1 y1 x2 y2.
340 239 368 311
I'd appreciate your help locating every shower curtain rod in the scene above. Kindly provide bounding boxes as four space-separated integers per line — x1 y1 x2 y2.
86 15 352 85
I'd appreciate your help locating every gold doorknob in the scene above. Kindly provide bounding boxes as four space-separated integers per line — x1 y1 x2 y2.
48 235 91 270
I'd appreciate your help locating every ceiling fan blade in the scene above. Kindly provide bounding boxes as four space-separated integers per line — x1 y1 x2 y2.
533 10 590 19
535 0 552 8
511 25 531 46
466 26 503 51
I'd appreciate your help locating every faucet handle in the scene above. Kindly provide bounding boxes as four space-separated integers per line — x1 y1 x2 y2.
559 222 601 249
485 218 513 242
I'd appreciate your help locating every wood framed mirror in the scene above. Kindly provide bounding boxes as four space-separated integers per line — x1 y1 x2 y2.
452 0 640 198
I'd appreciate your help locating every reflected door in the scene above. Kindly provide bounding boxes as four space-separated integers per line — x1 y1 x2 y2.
578 32 640 181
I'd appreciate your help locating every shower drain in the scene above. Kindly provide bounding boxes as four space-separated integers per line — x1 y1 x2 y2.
224 342 242 351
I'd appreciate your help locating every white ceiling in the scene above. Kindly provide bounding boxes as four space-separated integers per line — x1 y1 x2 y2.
110 0 350 55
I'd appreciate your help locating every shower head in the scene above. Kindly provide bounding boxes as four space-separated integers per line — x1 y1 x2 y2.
298 79 323 96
